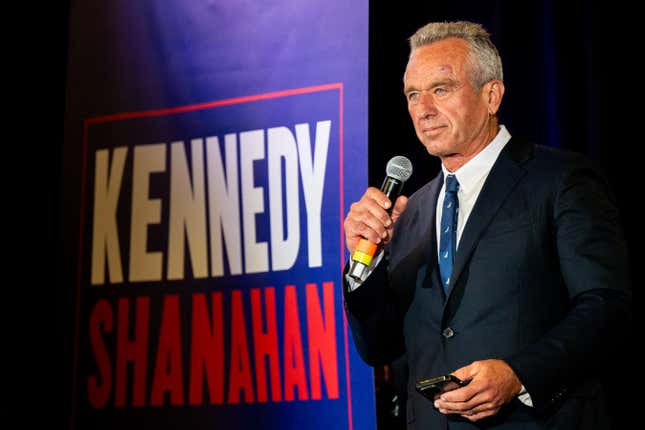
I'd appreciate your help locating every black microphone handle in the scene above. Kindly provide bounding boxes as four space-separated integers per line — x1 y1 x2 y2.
381 176 403 214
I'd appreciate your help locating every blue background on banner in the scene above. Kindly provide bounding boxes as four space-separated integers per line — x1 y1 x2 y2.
65 0 372 429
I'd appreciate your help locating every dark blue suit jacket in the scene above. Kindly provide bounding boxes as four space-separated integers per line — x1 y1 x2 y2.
344 139 631 429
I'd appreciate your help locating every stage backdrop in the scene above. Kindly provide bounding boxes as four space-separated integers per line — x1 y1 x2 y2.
63 1 372 429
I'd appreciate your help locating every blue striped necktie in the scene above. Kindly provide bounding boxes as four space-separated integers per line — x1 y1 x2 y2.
439 174 459 293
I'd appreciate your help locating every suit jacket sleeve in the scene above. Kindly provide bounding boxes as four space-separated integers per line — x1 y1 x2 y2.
505 162 632 411
342 255 407 367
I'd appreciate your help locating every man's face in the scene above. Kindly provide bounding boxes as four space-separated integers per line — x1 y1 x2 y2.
403 38 493 159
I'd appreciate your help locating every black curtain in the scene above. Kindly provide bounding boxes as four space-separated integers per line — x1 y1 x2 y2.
369 1 635 429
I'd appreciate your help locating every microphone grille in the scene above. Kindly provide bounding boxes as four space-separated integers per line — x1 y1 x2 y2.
386 156 413 182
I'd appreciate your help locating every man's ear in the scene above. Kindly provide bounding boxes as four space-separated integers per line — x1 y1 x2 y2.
484 80 505 115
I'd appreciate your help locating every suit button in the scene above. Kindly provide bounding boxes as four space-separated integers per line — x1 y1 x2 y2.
442 327 455 338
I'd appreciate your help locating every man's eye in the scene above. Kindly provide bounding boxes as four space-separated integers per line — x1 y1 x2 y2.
434 87 447 95
407 92 420 102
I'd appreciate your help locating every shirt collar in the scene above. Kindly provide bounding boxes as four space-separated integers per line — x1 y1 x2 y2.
441 125 511 192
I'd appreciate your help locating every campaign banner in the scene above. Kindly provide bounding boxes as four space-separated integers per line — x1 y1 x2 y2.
64 1 371 429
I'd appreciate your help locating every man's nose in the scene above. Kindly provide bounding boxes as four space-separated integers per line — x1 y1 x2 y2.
413 92 438 120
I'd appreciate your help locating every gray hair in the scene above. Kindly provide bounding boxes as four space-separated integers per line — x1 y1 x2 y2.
409 21 503 89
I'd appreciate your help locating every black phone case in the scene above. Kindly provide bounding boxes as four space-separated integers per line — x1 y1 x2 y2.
415 375 469 400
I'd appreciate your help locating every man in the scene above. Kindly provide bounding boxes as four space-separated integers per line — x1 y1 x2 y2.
343 21 631 429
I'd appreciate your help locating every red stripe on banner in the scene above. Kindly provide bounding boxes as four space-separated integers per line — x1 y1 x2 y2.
73 83 353 428
85 83 344 124
338 84 354 430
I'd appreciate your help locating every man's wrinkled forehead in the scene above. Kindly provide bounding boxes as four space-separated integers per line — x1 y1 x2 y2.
403 59 457 85
436 65 455 75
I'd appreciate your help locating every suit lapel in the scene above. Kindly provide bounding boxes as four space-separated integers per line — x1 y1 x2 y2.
422 171 443 269
443 138 532 307
408 171 444 293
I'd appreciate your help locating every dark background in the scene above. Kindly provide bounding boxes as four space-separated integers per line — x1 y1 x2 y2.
25 1 633 429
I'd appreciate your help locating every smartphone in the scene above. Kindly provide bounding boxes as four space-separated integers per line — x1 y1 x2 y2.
415 374 470 401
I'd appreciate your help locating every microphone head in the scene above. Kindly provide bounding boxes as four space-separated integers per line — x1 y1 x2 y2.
386 156 413 182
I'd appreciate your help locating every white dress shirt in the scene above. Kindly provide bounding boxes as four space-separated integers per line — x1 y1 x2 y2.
435 125 511 253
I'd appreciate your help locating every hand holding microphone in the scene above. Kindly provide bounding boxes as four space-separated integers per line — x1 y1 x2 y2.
344 156 413 281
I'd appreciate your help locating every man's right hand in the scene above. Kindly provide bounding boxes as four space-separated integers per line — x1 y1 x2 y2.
343 187 408 254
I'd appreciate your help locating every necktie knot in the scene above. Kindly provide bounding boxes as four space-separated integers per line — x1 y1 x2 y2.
445 174 459 194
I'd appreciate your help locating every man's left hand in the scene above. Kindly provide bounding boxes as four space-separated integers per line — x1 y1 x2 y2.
433 359 522 422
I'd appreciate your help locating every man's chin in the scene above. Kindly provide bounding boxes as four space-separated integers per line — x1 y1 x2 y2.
422 141 447 157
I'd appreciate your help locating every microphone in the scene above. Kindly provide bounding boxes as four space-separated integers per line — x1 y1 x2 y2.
348 155 413 281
